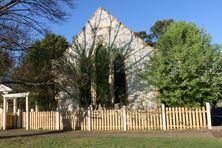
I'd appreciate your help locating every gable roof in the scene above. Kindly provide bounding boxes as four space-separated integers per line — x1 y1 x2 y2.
65 7 154 73
75 7 132 37
0 84 12 93
71 7 151 49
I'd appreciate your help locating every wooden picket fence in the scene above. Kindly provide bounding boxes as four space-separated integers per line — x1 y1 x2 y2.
60 110 88 130
2 104 211 131
0 113 15 129
165 107 207 129
59 108 162 130
22 112 57 130
127 108 162 130
91 108 123 130
22 112 25 129
6 113 14 129
22 106 208 130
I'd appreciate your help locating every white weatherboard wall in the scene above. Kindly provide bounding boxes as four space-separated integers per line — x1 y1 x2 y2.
60 7 156 110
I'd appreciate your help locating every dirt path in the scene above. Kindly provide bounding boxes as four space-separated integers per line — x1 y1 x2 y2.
1 129 221 139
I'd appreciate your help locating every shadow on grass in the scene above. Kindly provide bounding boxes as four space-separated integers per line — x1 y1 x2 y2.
0 130 69 139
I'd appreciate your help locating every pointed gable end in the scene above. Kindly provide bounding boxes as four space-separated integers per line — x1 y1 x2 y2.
64 7 156 109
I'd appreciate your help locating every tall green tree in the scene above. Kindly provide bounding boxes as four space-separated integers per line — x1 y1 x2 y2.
13 33 68 110
149 19 174 41
136 19 174 46
141 21 222 107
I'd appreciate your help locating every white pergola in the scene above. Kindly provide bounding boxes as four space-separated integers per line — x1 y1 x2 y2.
2 92 30 130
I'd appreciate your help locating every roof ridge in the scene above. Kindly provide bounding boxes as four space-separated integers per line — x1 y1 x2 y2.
71 7 151 47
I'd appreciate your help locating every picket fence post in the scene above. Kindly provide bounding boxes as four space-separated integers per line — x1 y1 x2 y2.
162 104 166 130
88 106 91 131
206 102 212 129
25 96 29 130
56 110 60 130
122 106 127 131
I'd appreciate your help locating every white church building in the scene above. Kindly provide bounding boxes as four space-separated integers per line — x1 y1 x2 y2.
58 7 157 110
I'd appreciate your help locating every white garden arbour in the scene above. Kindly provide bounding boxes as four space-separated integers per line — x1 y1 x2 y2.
2 92 30 130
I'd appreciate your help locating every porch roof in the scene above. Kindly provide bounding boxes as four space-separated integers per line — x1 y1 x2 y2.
0 84 12 93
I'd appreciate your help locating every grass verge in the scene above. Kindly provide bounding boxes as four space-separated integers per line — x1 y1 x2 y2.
0 136 222 148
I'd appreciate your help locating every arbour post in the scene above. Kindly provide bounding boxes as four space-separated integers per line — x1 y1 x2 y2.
206 102 212 129
6 101 8 113
122 106 127 131
13 98 17 114
162 104 166 130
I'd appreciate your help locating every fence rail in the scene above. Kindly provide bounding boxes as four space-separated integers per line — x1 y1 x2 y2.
1 103 212 131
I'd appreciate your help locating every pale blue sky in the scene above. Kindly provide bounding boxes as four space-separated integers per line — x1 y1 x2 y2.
50 0 222 44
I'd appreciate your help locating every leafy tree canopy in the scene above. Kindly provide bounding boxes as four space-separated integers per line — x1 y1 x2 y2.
13 33 68 110
140 21 222 107
135 19 174 46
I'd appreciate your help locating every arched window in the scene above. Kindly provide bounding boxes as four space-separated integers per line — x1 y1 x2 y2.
95 45 111 106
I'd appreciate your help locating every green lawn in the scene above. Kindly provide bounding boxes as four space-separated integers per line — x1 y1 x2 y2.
0 136 222 148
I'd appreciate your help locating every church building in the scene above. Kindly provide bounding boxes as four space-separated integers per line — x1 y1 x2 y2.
58 7 157 110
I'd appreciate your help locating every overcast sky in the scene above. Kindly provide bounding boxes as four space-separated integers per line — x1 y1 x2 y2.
50 0 222 45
